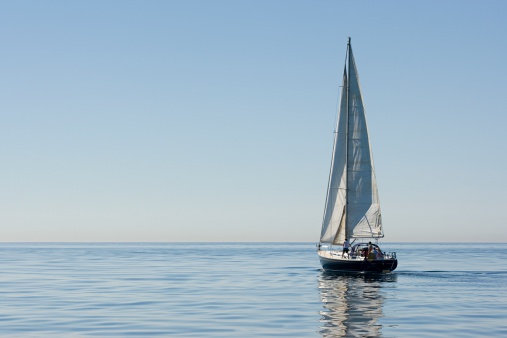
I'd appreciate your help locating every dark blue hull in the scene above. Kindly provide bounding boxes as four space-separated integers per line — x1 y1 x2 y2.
319 255 398 273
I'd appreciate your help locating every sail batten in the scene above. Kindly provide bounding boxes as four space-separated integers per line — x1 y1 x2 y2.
320 39 383 245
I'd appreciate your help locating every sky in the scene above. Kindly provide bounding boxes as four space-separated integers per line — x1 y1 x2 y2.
1 0 506 242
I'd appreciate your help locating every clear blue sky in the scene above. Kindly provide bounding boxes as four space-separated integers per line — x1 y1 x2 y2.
1 1 506 242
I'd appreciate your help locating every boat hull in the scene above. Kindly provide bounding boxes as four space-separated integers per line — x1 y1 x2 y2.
319 253 398 273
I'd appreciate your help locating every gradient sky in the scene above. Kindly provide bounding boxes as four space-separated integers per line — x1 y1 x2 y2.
1 1 506 242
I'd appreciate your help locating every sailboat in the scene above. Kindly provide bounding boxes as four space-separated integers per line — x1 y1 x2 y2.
317 38 398 273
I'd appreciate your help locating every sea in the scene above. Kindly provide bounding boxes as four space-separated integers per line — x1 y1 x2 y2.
0 242 506 337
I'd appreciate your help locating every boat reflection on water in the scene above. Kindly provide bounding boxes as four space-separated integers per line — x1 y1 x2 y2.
318 271 397 337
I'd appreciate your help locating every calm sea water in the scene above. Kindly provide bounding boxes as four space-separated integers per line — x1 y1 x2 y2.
0 242 506 337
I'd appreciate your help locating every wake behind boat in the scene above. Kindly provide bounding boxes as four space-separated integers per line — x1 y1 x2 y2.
317 38 398 273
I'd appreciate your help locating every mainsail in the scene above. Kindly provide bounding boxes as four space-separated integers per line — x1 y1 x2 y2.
320 39 383 245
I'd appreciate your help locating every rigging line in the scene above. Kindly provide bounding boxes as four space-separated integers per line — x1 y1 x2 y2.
333 37 350 133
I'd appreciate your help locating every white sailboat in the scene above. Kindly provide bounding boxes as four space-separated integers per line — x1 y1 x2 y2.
317 38 398 272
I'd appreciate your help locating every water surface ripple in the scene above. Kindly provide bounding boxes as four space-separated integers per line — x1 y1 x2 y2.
0 242 506 337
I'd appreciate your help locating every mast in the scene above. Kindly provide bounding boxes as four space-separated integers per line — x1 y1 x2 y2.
345 37 351 240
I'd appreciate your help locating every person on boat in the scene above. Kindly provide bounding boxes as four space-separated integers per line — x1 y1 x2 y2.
372 246 379 259
362 246 369 260
367 242 376 260
342 239 350 258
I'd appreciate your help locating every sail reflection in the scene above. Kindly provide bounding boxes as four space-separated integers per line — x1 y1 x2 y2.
318 272 396 337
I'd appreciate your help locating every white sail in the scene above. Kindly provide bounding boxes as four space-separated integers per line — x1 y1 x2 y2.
320 69 348 244
320 40 383 245
346 46 383 240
